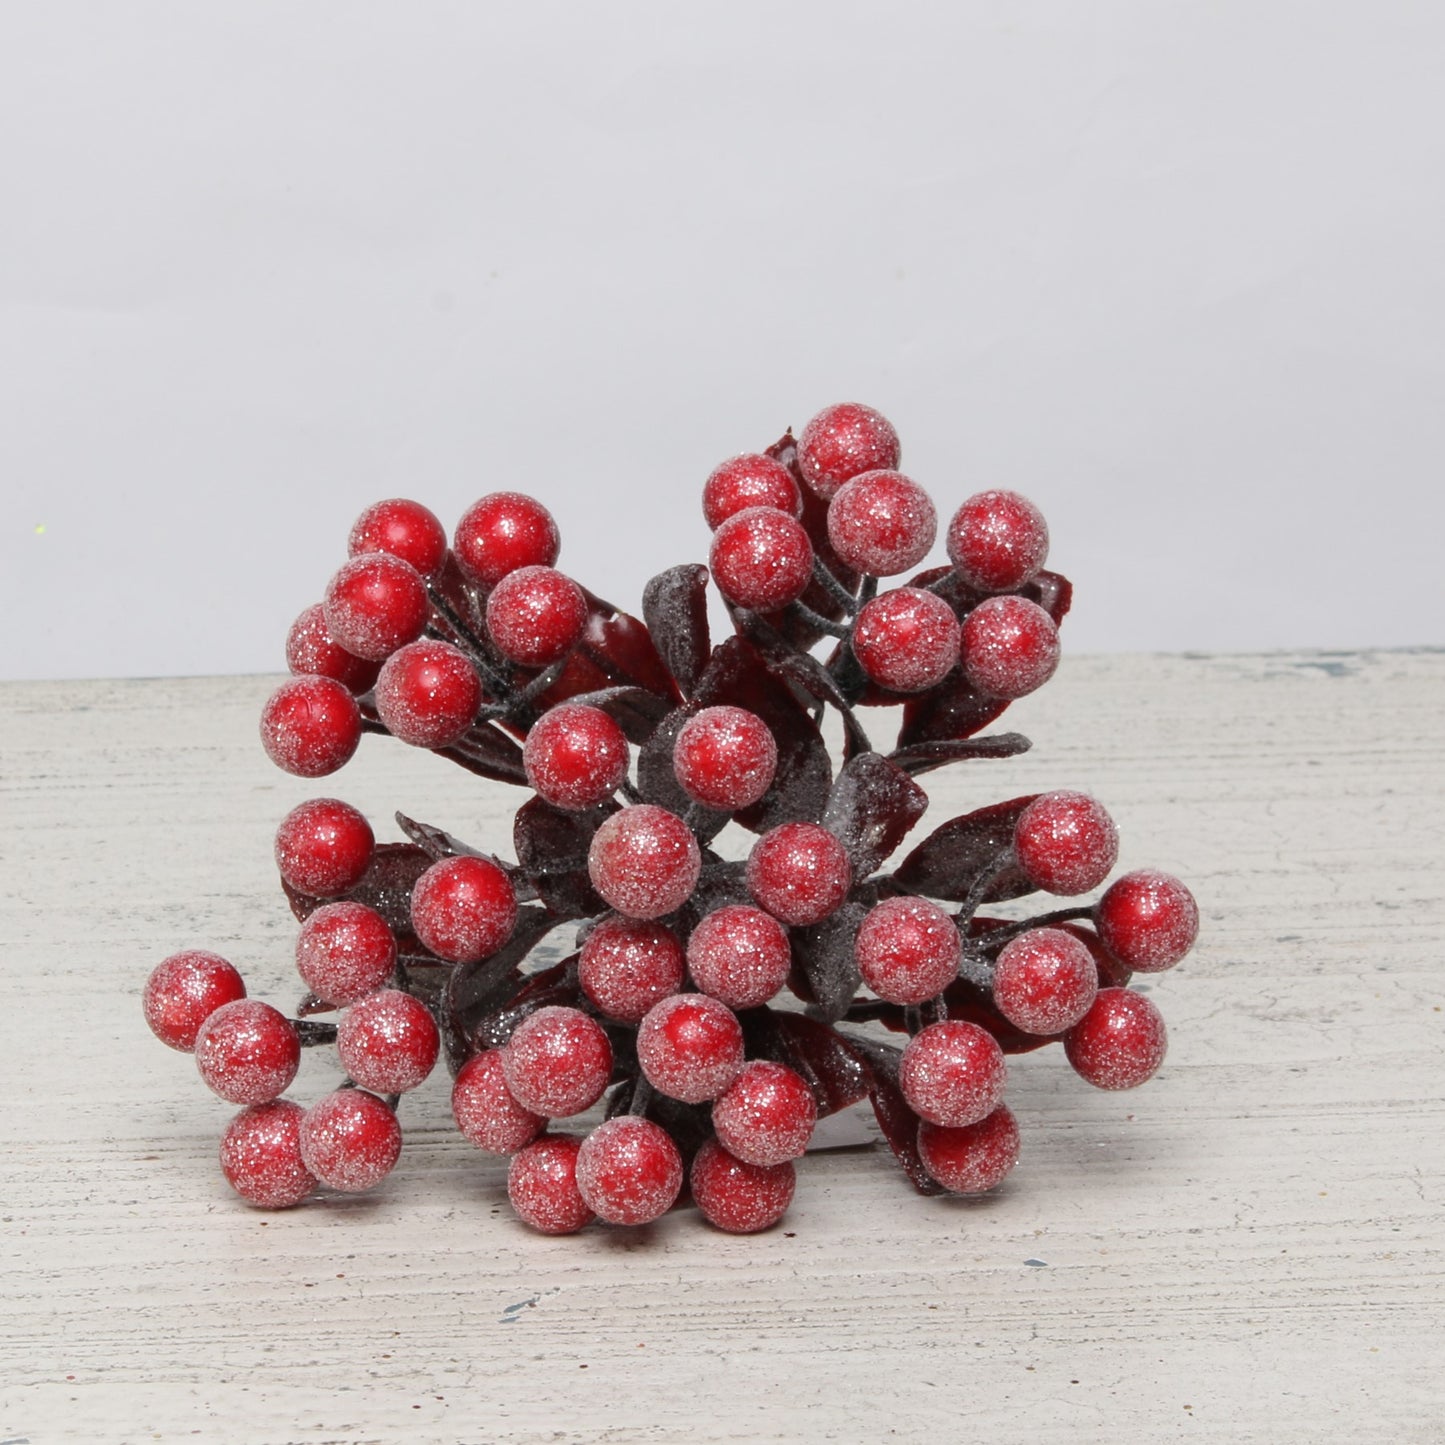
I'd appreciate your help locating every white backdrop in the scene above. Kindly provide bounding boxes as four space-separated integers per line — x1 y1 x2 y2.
3 1 1443 681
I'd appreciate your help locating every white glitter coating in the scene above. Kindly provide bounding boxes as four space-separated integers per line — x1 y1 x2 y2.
797 403 901 499
502 1006 613 1117
336 988 440 1093
577 914 685 1023
690 1140 796 1233
852 589 960 693
574 1116 683 1227
374 640 482 748
1064 988 1168 1089
523 703 630 811
259 676 362 778
825 470 937 577
453 1050 546 1154
143 950 246 1051
946 490 1049 592
992 927 1099 1035
1096 869 1199 972
917 1106 1020 1193
484 565 588 667
507 1134 593 1234
854 897 961 1005
219 1099 315 1209
898 1020 1007 1128
587 805 702 920
686 904 792 1010
294 901 397 1007
708 507 814 611
1014 791 1119 896
673 706 778 811
746 823 853 926
299 1088 402 1192
961 595 1060 700
194 1000 300 1106
274 797 374 898
410 855 518 963
322 552 430 662
711 1060 817 1166
636 993 745 1104
701 454 802 530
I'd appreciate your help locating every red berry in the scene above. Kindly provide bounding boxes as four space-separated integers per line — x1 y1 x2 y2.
686 904 792 1010
587 805 701 921
508 1134 594 1234
851 588 960 694
454 492 560 589
854 897 960 1006
917 1105 1020 1193
194 1000 300 1106
691 1140 795 1233
453 1050 546 1155
746 822 852 927
578 915 685 1024
1057 921 1134 989
1064 988 1168 1089
797 402 901 500
993 927 1099 1035
322 552 430 662
636 993 744 1104
1095 870 1199 973
219 1099 316 1209
898 1020 1006 1128
1014 791 1119 896
485 565 589 668
274 797 375 899
374 639 482 748
960 594 1060 700
299 1088 402 1192
337 988 440 1094
143 950 247 1052
702 454 802 530
523 703 630 811
575 1115 683 1227
502 1006 613 1117
348 498 448 578
285 603 380 694
294 901 396 1006
708 507 815 612
259 675 362 778
711 1060 817 1166
672 706 777 811
946 490 1049 593
410 855 518 963
826 470 936 577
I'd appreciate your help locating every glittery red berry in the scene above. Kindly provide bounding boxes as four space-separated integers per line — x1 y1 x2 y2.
374 639 482 749
484 565 589 668
686 904 792 1011
851 588 960 694
708 507 814 612
1064 988 1168 1089
508 1134 594 1234
348 497 448 578
274 797 375 899
899 1020 1006 1129
797 402 901 500
672 706 777 811
454 492 561 589
854 897 961 1005
636 993 745 1104
410 855 518 963
502 1006 613 1117
993 927 1099 1035
219 1099 315 1209
523 703 630 811
336 988 440 1094
285 604 380 694
1014 791 1118 896
826 470 936 577
577 915 685 1024
322 552 430 662
299 1088 402 1192
294 900 396 1007
946 490 1049 593
1095 870 1199 973
710 1060 817 1166
917 1105 1020 1193
260 675 362 778
575 1115 683 1227
453 1050 546 1155
587 805 701 921
691 1140 795 1234
143 950 247 1052
746 822 852 927
702 453 803 530
194 1000 300 1106
960 594 1060 700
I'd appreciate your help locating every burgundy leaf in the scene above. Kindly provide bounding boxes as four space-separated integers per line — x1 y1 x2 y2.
466 954 586 1054
887 732 1032 776
539 587 681 709
282 841 434 944
1021 568 1073 627
642 564 711 697
512 796 614 918
553 685 675 745
435 720 529 785
823 751 929 878
844 1035 945 1196
394 812 486 861
739 1009 872 1118
895 668 1011 748
791 901 867 1023
635 709 733 844
891 795 1041 904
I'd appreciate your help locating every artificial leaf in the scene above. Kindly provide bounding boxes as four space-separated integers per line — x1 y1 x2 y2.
845 1035 946 1196
739 1009 871 1117
281 841 433 942
895 668 1011 748
642 564 711 696
823 751 929 878
887 732 1032 777
791 901 868 1023
891 796 1041 904
512 796 614 918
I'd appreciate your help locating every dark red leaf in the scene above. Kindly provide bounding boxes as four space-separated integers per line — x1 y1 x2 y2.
512 796 614 918
739 1009 872 1118
553 685 675 745
887 732 1032 776
464 954 587 1054
891 796 1041 904
642 564 711 696
546 587 681 704
1021 568 1073 627
791 901 867 1023
823 752 929 878
896 668 1012 747
393 813 537 901
845 1036 945 1196
282 841 434 943
434 720 530 785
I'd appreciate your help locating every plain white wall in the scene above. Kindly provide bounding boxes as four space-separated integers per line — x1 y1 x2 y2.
2 1 1442 681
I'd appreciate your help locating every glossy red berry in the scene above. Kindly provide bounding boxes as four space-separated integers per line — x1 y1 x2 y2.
523 703 630 811
508 1134 594 1234
746 822 852 927
502 1006 613 1117
918 1105 1020 1193
143 950 247 1052
960 594 1060 700
454 492 560 589
485 565 589 668
702 454 802 530
1064 988 1168 1089
575 1115 684 1227
1095 870 1199 973
711 1060 817 1166
691 1140 795 1234
410 855 518 963
194 999 300 1106
219 1099 316 1209
285 603 380 694
336 988 440 1094
348 498 448 578
274 797 375 899
854 897 961 1005
797 402 901 500
587 805 701 921
294 901 396 1007
826 470 936 577
577 915 685 1023
899 1020 1006 1129
299 1088 402 1192
453 1050 546 1155
947 490 1049 593
708 507 814 612
259 675 362 778
851 588 960 694
322 552 430 662
374 639 482 748
686 904 792 1010
636 993 745 1104
993 927 1099 1035
1014 791 1118 896
672 706 777 811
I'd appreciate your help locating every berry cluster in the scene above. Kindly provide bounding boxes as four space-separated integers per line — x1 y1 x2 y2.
145 403 1199 1233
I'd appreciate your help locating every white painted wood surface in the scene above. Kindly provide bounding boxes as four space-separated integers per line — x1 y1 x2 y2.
2 651 1442 1443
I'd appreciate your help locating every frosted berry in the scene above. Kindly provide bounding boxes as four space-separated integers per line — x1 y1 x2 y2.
453 1050 546 1155
336 988 440 1094
686 904 792 1010
1014 791 1118 896
673 706 777 811
711 1060 817 1166
322 552 430 662
143 950 247 1052
746 822 852 927
918 1105 1020 1193
1059 920 1135 990
1064 988 1168 1089
485 565 589 668
294 901 396 1007
285 603 380 694
454 492 560 589
826 470 936 577
502 1006 613 1117
260 675 362 778
854 897 960 1006
708 507 814 612
797 402 901 499
348 497 448 578
960 594 1060 700
702 453 802 530
194 999 300 1106
578 915 685 1023
993 927 1099 1035
508 1134 594 1234
575 1115 684 1227
374 639 482 749
691 1140 795 1233
410 855 518 963
1095 870 1199 973
851 588 960 693
274 797 374 899
899 1020 1006 1129
523 703 630 811
219 1099 315 1209
947 490 1049 593
587 805 701 921
636 993 744 1104
299 1088 402 1192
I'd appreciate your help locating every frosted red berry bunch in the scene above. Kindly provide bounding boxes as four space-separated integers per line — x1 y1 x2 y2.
145 402 1199 1233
